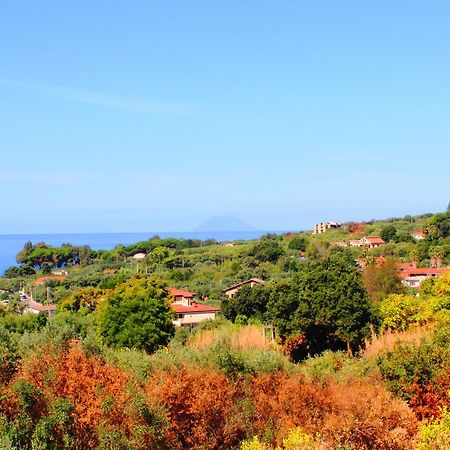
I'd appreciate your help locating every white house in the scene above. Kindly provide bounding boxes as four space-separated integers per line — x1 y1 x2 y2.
168 287 219 327
23 298 57 318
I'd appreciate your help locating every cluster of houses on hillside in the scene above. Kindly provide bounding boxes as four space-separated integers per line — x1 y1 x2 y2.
359 256 450 288
333 236 386 249
168 278 265 328
313 220 387 248
4 270 265 329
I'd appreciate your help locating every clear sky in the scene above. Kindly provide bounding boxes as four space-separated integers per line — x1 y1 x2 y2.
1 0 449 233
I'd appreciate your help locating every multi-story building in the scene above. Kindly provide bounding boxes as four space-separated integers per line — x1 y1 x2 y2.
313 221 341 234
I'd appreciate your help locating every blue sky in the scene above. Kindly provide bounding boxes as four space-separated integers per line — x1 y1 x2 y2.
1 0 449 233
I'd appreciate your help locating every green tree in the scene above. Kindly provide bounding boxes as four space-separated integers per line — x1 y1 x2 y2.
380 224 397 243
221 284 269 323
362 258 404 301
428 213 450 240
250 237 284 263
16 241 33 264
96 277 175 353
267 252 375 359
288 237 307 251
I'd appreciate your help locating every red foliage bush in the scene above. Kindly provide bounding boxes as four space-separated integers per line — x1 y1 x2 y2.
348 222 366 234
248 372 417 449
145 368 245 449
3 344 418 449
15 343 132 448
145 368 417 449
409 369 450 420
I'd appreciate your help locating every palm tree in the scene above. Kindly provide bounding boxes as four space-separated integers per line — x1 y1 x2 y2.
429 246 445 268
410 249 419 267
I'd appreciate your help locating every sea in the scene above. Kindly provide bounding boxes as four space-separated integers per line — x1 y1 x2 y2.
0 231 279 276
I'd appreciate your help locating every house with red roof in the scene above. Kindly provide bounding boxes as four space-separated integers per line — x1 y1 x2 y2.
168 288 196 305
398 267 450 288
22 297 57 317
168 287 219 327
360 236 385 248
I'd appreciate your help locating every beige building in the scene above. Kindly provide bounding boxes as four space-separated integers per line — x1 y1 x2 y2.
168 287 219 327
347 236 385 248
223 278 265 298
172 303 219 327
313 221 340 234
360 236 385 248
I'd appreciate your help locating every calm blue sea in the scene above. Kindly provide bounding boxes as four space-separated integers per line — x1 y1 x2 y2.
0 231 278 276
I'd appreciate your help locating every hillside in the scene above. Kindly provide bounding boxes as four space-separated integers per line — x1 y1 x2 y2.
0 205 449 448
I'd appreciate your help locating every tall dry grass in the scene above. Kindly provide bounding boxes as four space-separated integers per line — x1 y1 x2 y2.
189 324 276 350
363 325 434 358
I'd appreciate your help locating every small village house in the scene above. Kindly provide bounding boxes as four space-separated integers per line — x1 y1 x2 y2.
411 230 426 240
132 252 147 260
22 298 57 318
223 278 265 298
168 288 219 328
359 256 450 288
360 236 385 248
399 267 450 288
346 236 385 248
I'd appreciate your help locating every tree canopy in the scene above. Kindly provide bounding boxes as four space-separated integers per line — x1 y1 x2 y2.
96 277 175 353
266 252 375 359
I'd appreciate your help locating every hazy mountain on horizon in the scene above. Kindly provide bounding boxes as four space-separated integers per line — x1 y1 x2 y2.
194 216 259 232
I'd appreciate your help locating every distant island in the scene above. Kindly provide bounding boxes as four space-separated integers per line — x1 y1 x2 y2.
194 216 259 232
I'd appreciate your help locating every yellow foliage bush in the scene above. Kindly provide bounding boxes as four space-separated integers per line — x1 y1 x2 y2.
417 406 450 450
240 428 318 450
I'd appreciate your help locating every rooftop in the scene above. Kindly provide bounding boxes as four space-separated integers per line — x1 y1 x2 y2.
171 302 219 313
223 278 265 292
168 287 196 298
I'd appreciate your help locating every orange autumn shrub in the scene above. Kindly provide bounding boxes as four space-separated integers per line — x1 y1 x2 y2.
320 376 418 449
0 340 419 449
144 367 417 450
409 368 450 420
14 342 138 448
54 344 131 445
248 372 417 449
145 367 245 449
248 371 332 439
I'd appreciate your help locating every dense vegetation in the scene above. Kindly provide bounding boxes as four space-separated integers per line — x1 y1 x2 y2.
1 206 450 448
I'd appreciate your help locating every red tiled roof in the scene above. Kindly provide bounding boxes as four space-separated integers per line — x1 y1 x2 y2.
399 267 450 278
171 302 219 313
168 288 196 298
26 299 57 311
363 236 385 245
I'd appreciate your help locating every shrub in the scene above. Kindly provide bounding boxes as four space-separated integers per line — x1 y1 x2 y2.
377 324 450 401
417 406 450 450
